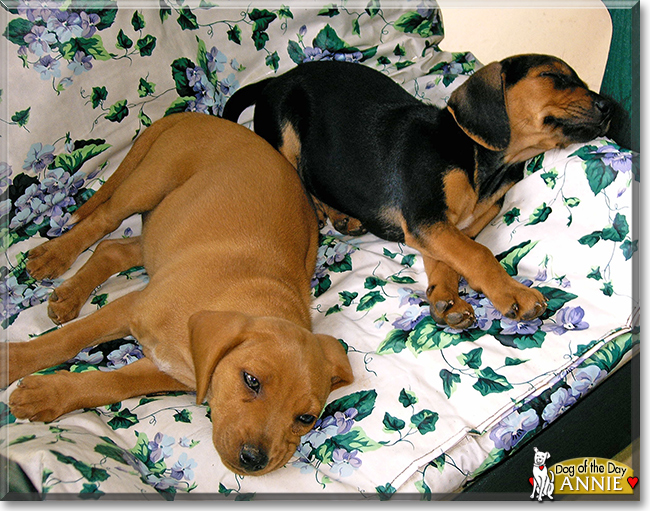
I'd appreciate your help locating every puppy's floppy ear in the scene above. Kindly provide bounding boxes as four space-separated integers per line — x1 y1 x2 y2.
189 310 251 404
447 61 510 151
316 334 354 391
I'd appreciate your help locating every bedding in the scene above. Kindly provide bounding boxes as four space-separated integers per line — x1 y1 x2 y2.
0 0 638 499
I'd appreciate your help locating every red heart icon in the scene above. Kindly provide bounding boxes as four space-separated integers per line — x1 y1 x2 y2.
628 477 638 489
529 477 534 486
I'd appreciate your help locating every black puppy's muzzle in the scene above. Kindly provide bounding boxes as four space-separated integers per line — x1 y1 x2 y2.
546 93 615 143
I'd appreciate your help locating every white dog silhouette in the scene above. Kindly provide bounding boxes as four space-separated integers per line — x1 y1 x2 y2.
530 447 554 501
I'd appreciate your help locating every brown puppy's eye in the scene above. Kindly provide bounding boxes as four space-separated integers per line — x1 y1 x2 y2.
296 414 316 426
243 371 260 394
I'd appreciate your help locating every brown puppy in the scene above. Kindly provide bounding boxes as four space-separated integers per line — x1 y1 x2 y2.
1 113 353 476
223 55 614 329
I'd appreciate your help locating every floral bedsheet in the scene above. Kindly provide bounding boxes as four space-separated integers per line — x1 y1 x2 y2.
0 0 638 499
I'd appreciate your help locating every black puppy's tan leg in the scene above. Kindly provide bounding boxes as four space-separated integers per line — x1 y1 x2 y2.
9 357 189 423
405 223 546 322
1 292 139 387
48 237 144 325
423 257 475 329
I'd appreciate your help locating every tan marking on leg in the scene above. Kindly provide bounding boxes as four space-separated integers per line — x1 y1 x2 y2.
279 122 301 169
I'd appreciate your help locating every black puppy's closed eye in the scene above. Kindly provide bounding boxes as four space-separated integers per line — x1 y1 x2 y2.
243 371 260 394
296 414 316 426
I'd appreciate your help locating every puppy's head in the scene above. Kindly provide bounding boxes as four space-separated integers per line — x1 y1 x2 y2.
447 54 614 163
533 446 551 466
188 311 353 476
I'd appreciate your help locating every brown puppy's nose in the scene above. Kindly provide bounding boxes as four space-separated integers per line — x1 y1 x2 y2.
239 444 269 472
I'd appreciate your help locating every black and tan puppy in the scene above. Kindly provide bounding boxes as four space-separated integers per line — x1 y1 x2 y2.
223 55 613 329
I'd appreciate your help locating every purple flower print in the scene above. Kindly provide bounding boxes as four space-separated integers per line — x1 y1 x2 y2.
303 47 332 62
23 143 55 172
74 347 104 365
333 51 363 63
330 448 362 477
170 453 197 481
24 25 57 56
397 287 426 307
206 47 227 74
103 343 144 370
334 408 358 435
0 162 12 188
219 73 239 96
541 306 589 336
596 145 634 173
499 317 542 336
148 433 175 463
392 305 428 331
489 409 539 451
541 387 577 423
47 10 83 43
34 55 61 80
302 415 338 448
46 207 71 237
79 12 101 38
68 51 93 75
570 365 606 398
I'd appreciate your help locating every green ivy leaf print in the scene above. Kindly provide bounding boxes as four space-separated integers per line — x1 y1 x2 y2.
3 18 34 45
177 7 199 30
578 231 602 248
376 483 397 501
620 239 638 260
356 290 385 311
91 86 108 109
472 367 513 396
495 240 538 276
173 409 193 423
322 389 377 421
382 412 406 432
54 142 111 175
505 357 528 366
410 409 438 434
94 442 129 465
227 25 242 45
313 24 346 53
526 203 552 226
458 347 483 369
11 107 30 128
265 51 280 71
105 100 129 123
50 450 110 482
116 29 133 50
585 158 617 195
137 34 157 57
526 153 544 174
364 276 388 289
398 388 418 407
131 11 146 31
138 77 156 97
601 281 614 296
107 408 139 430
171 58 196 96
503 207 520 226
80 483 104 499
601 213 629 242
319 5 340 17
439 369 461 399
61 36 112 61
366 0 381 17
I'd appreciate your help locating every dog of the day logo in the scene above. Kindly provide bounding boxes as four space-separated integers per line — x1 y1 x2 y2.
528 447 637 500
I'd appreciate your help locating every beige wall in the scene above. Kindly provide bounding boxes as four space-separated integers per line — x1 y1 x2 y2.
437 0 612 90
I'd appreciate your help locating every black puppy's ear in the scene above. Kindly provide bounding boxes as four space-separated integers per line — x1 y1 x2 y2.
447 62 510 151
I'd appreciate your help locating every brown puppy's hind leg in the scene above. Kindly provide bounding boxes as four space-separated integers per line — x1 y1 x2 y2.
48 237 144 325
423 257 475 330
9 357 189 423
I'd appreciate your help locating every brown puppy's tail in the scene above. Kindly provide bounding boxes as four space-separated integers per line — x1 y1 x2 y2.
70 113 189 225
221 77 274 122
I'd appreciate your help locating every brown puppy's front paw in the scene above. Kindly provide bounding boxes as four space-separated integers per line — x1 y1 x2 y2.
492 283 547 322
26 239 75 280
9 374 70 423
427 287 476 330
48 286 86 325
